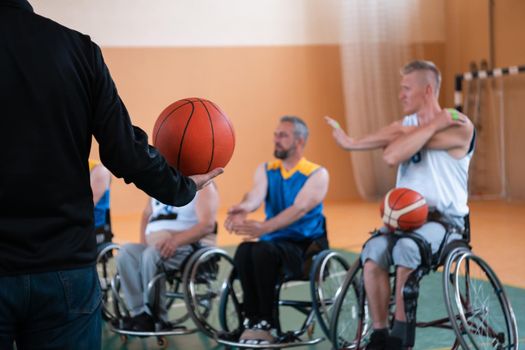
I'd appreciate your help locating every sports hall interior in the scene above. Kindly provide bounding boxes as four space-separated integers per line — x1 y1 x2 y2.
34 1 525 349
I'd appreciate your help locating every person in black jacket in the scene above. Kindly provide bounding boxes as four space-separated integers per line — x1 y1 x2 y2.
0 1 222 349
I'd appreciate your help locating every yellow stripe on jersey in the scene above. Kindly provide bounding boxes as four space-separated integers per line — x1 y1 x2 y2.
266 158 320 180
88 159 99 172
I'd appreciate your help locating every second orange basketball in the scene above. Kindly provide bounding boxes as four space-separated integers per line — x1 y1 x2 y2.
153 97 235 176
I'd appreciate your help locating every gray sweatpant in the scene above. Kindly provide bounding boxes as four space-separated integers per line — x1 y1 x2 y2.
361 221 462 270
116 243 194 320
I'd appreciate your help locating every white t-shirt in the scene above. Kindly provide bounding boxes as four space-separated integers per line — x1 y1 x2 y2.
145 192 216 246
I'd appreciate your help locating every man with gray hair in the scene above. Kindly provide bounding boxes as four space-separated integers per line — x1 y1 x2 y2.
224 116 330 345
326 60 474 349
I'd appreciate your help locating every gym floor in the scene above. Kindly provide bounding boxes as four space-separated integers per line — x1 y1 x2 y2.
104 200 525 349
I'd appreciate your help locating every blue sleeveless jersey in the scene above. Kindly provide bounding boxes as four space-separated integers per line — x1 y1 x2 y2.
260 158 325 242
93 189 110 228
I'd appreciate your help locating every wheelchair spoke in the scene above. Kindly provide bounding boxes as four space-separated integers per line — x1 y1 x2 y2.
183 248 240 338
448 252 518 350
310 250 351 338
330 260 371 349
96 244 122 321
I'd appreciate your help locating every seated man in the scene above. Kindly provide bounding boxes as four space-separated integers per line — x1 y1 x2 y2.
116 181 219 331
325 60 474 350
225 116 329 345
89 159 112 245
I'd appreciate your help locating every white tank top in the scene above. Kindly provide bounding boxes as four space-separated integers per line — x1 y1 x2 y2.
396 114 474 228
145 192 216 246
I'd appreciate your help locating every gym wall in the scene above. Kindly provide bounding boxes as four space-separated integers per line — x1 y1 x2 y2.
32 0 359 216
31 0 525 217
444 0 525 200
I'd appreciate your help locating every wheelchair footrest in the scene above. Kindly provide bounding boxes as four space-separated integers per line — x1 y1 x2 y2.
111 326 196 337
216 336 324 348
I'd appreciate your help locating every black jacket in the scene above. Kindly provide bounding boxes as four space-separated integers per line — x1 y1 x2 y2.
0 0 196 274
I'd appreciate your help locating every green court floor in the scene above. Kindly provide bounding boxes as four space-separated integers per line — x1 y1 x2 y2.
101 249 524 350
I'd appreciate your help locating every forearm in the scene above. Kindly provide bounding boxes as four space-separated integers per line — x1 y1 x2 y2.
383 123 437 166
170 221 216 247
98 126 197 206
346 123 410 151
351 134 396 150
238 191 264 213
261 205 307 235
140 216 148 244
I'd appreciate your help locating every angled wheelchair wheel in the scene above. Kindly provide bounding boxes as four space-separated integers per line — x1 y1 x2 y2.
330 260 371 350
443 249 518 350
218 269 243 334
164 274 192 327
183 247 239 338
310 250 350 338
96 243 122 321
146 271 192 328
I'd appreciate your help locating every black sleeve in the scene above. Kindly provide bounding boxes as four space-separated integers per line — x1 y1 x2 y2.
89 42 196 206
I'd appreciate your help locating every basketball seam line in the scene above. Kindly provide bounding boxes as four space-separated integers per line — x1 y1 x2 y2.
384 188 425 228
199 99 215 173
388 199 426 220
154 100 193 146
383 190 396 228
208 101 235 145
178 99 196 171
387 189 410 227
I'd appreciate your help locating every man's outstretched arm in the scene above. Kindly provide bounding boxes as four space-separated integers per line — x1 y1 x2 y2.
325 116 411 151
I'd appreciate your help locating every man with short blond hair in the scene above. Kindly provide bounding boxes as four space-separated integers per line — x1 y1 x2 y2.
326 60 475 349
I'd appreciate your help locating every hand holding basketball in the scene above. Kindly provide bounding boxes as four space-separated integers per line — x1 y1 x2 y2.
189 167 224 191
380 188 428 231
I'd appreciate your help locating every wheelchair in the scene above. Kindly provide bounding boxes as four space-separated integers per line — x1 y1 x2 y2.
93 212 232 348
94 209 120 322
98 243 235 348
329 215 519 350
187 236 353 349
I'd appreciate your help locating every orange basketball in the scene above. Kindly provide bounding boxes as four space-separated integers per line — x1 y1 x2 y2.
380 188 428 231
153 98 235 176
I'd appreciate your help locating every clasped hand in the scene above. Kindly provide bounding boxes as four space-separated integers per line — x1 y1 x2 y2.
224 205 265 240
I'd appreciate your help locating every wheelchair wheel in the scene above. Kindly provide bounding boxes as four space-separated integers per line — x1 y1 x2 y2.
146 271 191 328
183 247 238 338
310 250 350 338
443 249 518 350
330 260 371 350
218 270 243 334
164 275 192 327
96 243 121 321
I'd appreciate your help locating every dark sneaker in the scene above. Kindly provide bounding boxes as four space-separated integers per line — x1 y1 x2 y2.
131 312 155 332
217 328 243 341
385 336 405 350
239 320 275 345
111 316 134 330
158 320 187 332
365 330 388 350
238 329 275 345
